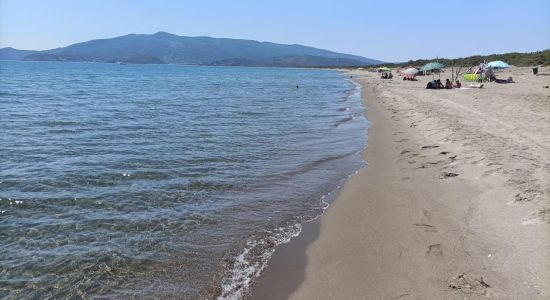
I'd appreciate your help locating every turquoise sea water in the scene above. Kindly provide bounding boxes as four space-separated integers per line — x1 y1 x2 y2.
0 61 368 299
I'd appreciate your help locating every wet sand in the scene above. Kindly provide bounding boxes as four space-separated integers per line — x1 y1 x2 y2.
252 67 550 299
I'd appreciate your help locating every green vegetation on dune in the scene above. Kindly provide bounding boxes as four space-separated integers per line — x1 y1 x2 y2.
371 50 550 68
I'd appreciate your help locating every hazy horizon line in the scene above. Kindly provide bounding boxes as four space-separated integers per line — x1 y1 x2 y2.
1 31 548 63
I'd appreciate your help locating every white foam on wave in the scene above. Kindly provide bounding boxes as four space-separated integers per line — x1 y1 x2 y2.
217 180 350 300
217 223 302 300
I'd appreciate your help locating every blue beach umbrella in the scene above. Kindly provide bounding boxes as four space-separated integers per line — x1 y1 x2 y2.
486 60 510 69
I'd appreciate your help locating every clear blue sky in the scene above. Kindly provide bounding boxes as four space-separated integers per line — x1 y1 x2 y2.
1 0 549 62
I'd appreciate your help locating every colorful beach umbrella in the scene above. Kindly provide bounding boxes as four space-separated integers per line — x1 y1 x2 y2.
420 62 444 72
377 67 391 72
486 60 510 69
402 67 419 75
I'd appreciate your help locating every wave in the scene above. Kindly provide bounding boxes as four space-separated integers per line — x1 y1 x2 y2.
334 115 354 127
217 223 302 299
0 92 24 97
185 180 240 192
47 129 79 134
216 178 349 299
24 171 174 190
37 120 81 127
264 151 358 181
237 111 268 116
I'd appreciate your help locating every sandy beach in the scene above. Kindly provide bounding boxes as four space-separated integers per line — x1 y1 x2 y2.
252 67 550 299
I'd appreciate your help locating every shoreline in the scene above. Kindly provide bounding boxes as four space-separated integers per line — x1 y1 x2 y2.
250 74 381 300
251 67 550 299
213 70 369 299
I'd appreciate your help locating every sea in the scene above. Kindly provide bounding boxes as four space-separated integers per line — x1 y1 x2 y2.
0 61 368 299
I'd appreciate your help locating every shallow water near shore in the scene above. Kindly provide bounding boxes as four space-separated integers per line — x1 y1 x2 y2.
0 61 367 298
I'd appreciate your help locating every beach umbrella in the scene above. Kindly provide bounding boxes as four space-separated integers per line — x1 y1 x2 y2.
486 60 510 69
402 67 419 75
377 67 391 72
420 62 444 72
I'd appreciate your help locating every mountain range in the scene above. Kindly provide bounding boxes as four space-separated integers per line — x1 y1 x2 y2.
0 32 382 67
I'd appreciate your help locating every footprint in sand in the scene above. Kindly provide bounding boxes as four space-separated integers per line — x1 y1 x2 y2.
427 244 443 256
482 167 504 177
413 223 437 233
418 160 447 169
515 189 539 202
521 208 550 225
447 273 491 294
421 145 440 149
400 150 420 158
439 172 459 179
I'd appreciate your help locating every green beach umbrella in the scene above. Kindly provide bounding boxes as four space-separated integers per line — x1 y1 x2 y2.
377 67 391 72
486 60 510 69
420 62 444 72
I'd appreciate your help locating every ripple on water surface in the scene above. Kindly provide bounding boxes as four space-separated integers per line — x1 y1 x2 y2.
0 61 368 299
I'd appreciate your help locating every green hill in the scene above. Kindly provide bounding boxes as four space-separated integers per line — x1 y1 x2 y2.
0 32 383 67
372 50 550 68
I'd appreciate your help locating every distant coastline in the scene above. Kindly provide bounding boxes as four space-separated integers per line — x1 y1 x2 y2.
3 35 547 68
0 32 383 68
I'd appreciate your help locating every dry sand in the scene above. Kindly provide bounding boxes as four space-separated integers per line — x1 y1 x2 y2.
252 67 550 299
